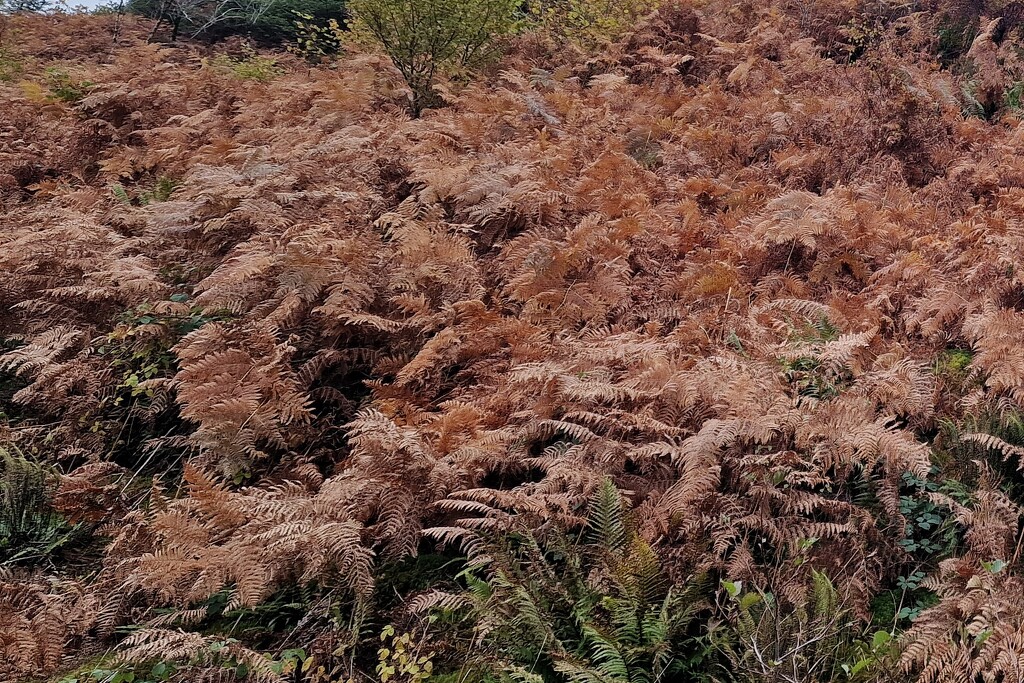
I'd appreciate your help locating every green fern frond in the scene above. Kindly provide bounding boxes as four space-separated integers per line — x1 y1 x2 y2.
553 658 620 683
587 478 628 554
110 183 131 204
464 571 493 603
582 623 631 679
503 664 547 683
619 538 666 606
810 569 838 620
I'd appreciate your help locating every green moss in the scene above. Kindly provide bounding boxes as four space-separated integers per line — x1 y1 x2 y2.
934 348 973 387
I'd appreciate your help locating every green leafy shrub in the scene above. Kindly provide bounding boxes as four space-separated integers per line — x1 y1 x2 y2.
97 298 227 408
375 626 434 683
236 0 348 46
934 347 973 385
527 0 660 47
347 0 520 115
290 10 345 62
862 470 966 628
44 66 93 103
895 470 965 561
209 44 283 82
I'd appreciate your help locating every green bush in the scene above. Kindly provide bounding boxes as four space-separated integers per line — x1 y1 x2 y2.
347 0 520 115
209 44 283 82
290 10 345 62
44 66 93 103
527 0 660 47
219 0 348 45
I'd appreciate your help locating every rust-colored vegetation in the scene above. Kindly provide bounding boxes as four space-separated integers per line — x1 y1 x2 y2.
6 2 1024 681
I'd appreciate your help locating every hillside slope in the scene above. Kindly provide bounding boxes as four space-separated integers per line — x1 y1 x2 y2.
5 3 1024 682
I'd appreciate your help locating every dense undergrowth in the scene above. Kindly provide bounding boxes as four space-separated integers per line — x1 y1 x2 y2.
6 2 1024 681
